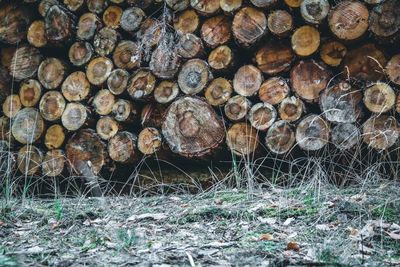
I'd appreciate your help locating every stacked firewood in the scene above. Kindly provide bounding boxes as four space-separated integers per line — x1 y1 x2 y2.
0 0 399 178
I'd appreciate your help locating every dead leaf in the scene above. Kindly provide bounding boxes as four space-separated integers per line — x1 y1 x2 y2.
258 233 273 241
286 241 300 251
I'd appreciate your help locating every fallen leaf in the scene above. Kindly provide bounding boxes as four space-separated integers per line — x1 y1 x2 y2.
387 231 400 240
258 233 273 241
127 213 167 222
286 241 300 251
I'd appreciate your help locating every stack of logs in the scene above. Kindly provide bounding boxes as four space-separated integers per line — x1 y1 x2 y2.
0 0 399 178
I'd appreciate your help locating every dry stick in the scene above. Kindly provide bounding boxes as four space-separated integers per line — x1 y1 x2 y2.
45 5 76 44
191 0 220 16
103 5 123 29
121 7 145 32
250 0 278 8
93 27 118 57
220 0 242 13
166 0 190 12
86 57 114 86
64 0 84 12
86 0 108 14
291 25 320 57
285 0 302 8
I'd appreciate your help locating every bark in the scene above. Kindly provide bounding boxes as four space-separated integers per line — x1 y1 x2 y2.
178 59 212 95
224 95 251 122
278 96 304 122
233 65 263 97
86 57 114 86
369 0 400 44
154 81 180 104
92 89 116 116
103 5 123 29
190 0 220 16
77 13 102 41
162 96 225 158
363 82 395 113
177 33 205 59
166 0 189 12
38 58 68 90
320 81 363 123
173 9 199 34
208 45 234 71
93 27 118 56
111 99 138 123
10 45 42 81
61 102 88 131
320 40 347 67
39 91 66 122
45 124 66 149
255 41 294 75
300 0 330 25
0 4 33 44
205 77 232 107
112 40 141 70
290 60 331 102
3 95 21 119
121 7 145 32
45 5 76 44
12 108 45 144
96 116 120 140
86 0 108 14
127 70 156 100
362 115 398 150
138 127 162 155
220 0 242 13
17 145 43 175
141 104 165 128
259 77 290 105
291 25 320 57
267 10 293 37
296 114 330 151
62 71 91 102
27 20 47 48
107 69 129 95
232 7 267 47
248 102 277 131
386 54 400 86
42 149 65 177
265 120 296 154
331 123 360 150
226 122 259 156
200 15 231 48
69 42 94 67
108 131 139 164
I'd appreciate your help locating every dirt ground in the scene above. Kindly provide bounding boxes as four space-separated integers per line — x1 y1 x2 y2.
1 180 400 266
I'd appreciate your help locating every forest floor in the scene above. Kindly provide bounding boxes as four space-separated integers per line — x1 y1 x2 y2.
1 180 400 266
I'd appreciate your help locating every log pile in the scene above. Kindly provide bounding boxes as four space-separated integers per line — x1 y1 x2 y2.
0 0 399 178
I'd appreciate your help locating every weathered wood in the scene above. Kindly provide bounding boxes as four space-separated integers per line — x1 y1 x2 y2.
248 102 277 131
267 10 293 37
190 0 220 15
44 124 66 149
328 0 369 41
178 59 212 95
93 27 118 56
279 96 304 122
12 108 45 144
38 58 67 90
103 5 123 29
162 96 225 158
233 65 263 97
62 71 91 102
126 0 153 9
259 77 290 105
320 81 363 123
0 66 10 105
64 0 84 12
363 115 398 150
27 20 47 48
0 4 33 44
0 116 13 141
232 7 267 47
92 89 116 116
112 40 141 70
220 0 242 13
154 81 180 104
255 41 294 75
141 104 165 128
149 33 181 79
224 95 251 122
38 0 59 17
369 0 400 44
226 122 259 156
166 0 190 11
173 9 199 34
112 99 138 123
296 114 330 151
108 131 139 164
39 91 66 122
86 57 114 86
300 0 330 25
250 0 277 8
386 54 400 86
265 120 296 154
42 149 65 177
86 0 108 14
0 47 16 71
10 46 42 81
45 5 76 44
201 15 231 48
127 70 156 100
291 25 320 57
138 127 162 155
3 95 21 119
177 33 205 59
61 102 88 131
291 60 331 102
320 40 347 67
96 116 120 140
107 69 129 95
69 42 94 67
208 45 234 71
77 13 102 41
363 82 395 113
136 18 162 50
285 0 301 8
121 7 145 32
205 77 232 106
17 145 43 176
331 123 360 150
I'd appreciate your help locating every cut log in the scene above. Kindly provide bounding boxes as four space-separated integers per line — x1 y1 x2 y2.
259 77 290 105
0 47 16 71
45 5 76 44
66 129 106 175
267 10 294 37
265 120 296 154
250 0 277 8
0 116 13 141
279 96 304 122
208 45 234 71
369 0 400 44
205 77 232 106
342 43 387 82
39 91 66 122
0 4 33 44
86 57 114 86
320 40 347 67
27 20 47 48
300 0 330 25
166 0 190 11
17 145 43 175
107 69 129 95
149 33 181 79
108 131 139 164
112 99 138 123
62 71 91 102
127 70 156 100
290 60 331 102
328 0 369 41
92 89 116 116
154 81 180 104
64 0 84 12
363 115 398 150
19 80 42 108
331 123 360 150
141 104 165 128
291 25 320 57
69 42 94 67
86 0 108 14
386 54 400 86
93 27 118 56
3 95 21 119
103 5 123 29
200 15 231 48
232 7 267 47
38 58 67 90
12 108 45 144
61 102 88 131
136 18 162 50
173 9 199 34
226 122 259 156
296 114 330 151
363 82 395 113
162 96 225 158
77 13 102 41
224 95 252 122
38 0 59 17
190 0 220 15
10 45 42 81
248 102 277 131
126 0 153 9
178 59 212 95
255 41 294 75
112 40 141 70
96 116 120 140
220 0 242 13
177 33 205 59
320 81 363 123
285 0 302 8
233 65 263 97
121 7 145 32
42 149 65 177
138 127 162 155
44 124 66 149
